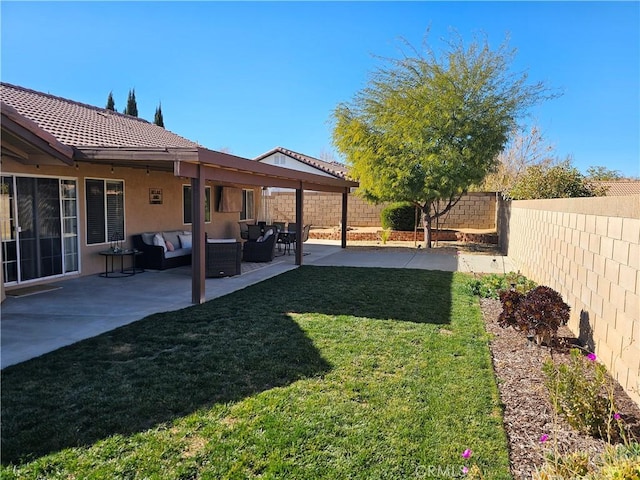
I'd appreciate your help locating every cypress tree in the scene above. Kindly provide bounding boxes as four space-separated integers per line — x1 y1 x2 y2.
124 88 138 117
105 91 115 111
154 102 165 127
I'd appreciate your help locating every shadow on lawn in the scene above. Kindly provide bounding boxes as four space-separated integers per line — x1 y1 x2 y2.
1 266 454 465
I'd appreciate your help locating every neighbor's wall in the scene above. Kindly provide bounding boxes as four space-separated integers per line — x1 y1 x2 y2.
268 191 497 229
499 195 640 405
1 158 252 280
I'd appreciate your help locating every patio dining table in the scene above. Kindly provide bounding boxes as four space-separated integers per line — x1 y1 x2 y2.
277 230 296 255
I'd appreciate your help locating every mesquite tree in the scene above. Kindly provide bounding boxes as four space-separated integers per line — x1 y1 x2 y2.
332 32 555 246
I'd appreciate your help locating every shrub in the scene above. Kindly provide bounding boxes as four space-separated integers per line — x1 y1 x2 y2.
542 349 621 440
466 272 536 299
497 289 524 329
380 202 416 231
534 442 640 479
498 285 570 345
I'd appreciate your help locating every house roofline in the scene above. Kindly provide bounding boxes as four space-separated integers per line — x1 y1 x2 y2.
255 146 349 180
1 102 75 165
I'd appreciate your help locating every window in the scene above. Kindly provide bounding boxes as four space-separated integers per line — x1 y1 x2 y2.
273 153 286 165
86 179 124 245
183 185 211 224
241 189 254 220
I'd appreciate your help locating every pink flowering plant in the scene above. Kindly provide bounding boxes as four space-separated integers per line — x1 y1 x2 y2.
542 348 623 440
460 448 485 479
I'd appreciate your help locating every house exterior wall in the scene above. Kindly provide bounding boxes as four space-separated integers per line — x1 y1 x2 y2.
498 195 640 406
267 191 497 229
258 153 335 177
1 157 255 283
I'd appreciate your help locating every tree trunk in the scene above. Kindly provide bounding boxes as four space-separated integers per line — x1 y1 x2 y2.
422 209 433 248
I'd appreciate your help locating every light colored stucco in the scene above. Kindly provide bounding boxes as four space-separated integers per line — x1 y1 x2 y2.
1 157 260 281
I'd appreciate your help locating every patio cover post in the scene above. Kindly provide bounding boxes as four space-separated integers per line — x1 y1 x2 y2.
295 186 303 266
191 164 206 304
341 189 348 249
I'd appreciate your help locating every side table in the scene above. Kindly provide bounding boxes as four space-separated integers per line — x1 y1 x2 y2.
98 249 144 278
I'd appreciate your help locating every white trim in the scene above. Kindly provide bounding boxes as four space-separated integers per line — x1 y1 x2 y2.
1 173 81 285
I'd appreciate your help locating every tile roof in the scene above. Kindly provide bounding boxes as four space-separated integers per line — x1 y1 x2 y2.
593 181 640 196
0 83 198 149
255 146 349 179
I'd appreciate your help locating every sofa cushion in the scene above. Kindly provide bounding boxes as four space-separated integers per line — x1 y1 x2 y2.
207 238 237 243
141 232 156 245
163 231 182 248
153 233 167 252
178 233 192 249
257 228 274 243
165 248 190 259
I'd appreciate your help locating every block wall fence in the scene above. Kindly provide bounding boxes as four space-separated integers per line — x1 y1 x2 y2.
266 191 497 230
498 195 640 406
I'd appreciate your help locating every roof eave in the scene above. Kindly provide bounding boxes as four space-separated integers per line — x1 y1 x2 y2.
175 147 358 192
1 102 74 165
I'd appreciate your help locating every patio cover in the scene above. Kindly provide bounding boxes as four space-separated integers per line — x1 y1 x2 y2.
1 83 358 304
179 147 358 304
74 145 359 304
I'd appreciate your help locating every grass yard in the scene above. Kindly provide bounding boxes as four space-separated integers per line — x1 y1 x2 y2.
1 266 511 479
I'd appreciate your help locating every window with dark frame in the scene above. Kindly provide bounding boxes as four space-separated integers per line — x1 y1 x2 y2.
183 185 211 224
241 188 254 220
85 179 124 245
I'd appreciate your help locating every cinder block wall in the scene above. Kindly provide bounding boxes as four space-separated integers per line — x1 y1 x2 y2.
500 195 640 406
268 191 496 229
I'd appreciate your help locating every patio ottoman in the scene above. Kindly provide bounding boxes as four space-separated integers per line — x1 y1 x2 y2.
206 240 242 277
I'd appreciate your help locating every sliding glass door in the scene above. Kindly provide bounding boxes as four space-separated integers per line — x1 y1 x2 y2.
1 175 79 285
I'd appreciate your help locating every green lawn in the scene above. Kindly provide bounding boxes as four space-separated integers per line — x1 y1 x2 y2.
1 266 511 479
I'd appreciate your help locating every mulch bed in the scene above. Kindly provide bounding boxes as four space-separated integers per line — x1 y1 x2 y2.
480 298 640 479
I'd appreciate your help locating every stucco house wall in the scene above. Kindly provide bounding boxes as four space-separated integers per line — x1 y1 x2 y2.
2 157 259 281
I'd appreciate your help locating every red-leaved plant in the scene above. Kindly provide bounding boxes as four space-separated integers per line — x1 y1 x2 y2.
498 286 570 346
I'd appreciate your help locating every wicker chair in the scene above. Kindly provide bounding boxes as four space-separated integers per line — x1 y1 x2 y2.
242 226 278 262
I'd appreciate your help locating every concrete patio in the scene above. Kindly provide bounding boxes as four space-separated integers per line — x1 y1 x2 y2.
1 241 517 368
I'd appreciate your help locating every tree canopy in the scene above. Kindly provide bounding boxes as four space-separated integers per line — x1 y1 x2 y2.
154 103 165 128
124 89 138 117
332 32 554 246
105 91 115 111
585 166 624 181
508 160 606 199
478 125 556 193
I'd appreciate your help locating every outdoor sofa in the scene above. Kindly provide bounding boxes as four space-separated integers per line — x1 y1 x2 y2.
132 230 192 270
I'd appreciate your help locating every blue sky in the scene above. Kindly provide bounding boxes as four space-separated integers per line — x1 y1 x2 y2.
2 1 639 177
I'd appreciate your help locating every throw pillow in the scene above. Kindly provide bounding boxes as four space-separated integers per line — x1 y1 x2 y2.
141 232 155 245
153 233 167 252
178 234 192 249
165 240 175 252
